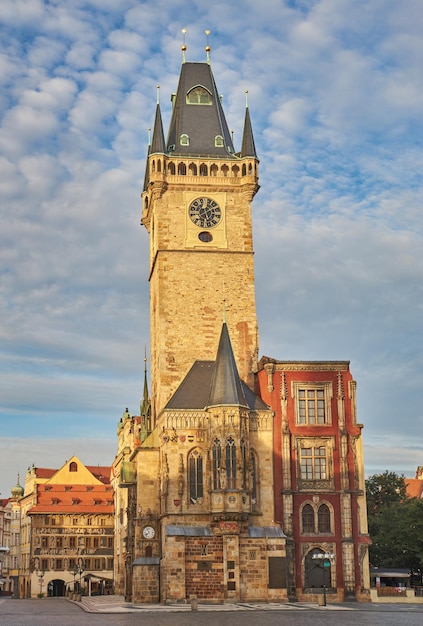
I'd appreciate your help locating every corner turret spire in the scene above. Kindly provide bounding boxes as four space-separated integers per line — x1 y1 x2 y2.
207 323 248 408
240 92 257 159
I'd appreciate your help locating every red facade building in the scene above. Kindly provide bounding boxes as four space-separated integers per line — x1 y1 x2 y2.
256 357 371 602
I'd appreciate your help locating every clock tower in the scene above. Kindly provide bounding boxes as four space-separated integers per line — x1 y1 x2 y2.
142 51 260 420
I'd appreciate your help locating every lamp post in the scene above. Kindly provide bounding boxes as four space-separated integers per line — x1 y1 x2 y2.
70 560 84 595
312 552 334 606
35 569 45 597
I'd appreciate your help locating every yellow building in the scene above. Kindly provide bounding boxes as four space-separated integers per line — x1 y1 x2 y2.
14 457 114 598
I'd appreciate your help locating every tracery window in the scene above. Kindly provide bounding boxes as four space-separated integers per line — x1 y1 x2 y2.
212 438 222 490
188 449 203 504
226 437 236 489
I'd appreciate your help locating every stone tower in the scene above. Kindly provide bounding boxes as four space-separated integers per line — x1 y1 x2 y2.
141 58 260 421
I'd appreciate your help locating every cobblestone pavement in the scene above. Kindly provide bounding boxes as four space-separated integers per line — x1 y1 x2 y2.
1 596 423 626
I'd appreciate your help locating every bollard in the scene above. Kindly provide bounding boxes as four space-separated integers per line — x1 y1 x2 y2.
318 594 325 606
191 596 198 611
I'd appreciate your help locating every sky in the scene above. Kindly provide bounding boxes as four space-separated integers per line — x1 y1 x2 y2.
0 0 422 498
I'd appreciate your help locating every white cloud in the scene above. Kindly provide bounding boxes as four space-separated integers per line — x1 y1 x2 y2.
0 0 422 499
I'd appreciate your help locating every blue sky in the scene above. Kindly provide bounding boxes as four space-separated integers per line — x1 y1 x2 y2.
1 0 422 497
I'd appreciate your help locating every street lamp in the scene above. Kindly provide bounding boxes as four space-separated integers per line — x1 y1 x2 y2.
70 560 84 594
312 552 334 606
35 569 45 597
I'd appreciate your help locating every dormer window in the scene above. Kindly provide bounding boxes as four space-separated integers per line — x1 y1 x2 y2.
215 135 224 147
69 462 77 472
180 134 189 146
187 86 212 105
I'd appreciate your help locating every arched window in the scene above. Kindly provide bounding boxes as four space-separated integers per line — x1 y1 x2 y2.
318 504 331 533
301 504 315 534
69 462 77 472
189 163 197 176
157 159 161 172
178 162 186 175
151 159 155 173
210 164 218 176
232 165 239 177
221 164 229 177
199 163 208 176
187 86 212 105
168 162 176 175
212 438 222 490
180 134 189 146
188 449 203 504
215 135 224 147
145 546 153 558
241 439 248 490
226 437 236 489
242 164 247 176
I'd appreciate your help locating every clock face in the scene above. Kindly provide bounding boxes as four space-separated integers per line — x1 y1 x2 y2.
189 197 221 228
142 526 155 539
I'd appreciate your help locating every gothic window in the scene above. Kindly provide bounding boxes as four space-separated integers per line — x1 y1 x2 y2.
215 135 224 147
180 134 189 146
69 462 77 472
242 164 247 176
145 546 153 558
221 164 229 177
168 162 176 175
189 163 197 175
188 449 203 503
231 165 239 177
300 446 327 480
157 159 161 172
301 503 315 534
187 86 212 105
318 503 331 533
212 438 222 490
210 164 218 176
199 163 208 176
178 162 186 175
226 437 236 489
241 439 248 490
251 452 258 505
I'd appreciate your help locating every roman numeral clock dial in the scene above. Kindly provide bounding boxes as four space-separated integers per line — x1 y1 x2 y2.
189 197 222 229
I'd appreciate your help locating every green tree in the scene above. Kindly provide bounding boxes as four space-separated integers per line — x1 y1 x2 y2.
365 470 407 515
366 472 423 579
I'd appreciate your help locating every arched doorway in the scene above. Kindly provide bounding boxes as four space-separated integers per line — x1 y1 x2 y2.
304 549 331 589
49 579 66 597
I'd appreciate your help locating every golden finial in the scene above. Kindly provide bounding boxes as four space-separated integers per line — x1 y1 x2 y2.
205 29 211 63
181 28 187 63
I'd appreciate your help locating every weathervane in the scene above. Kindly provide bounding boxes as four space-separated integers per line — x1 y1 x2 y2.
205 29 211 63
181 28 187 63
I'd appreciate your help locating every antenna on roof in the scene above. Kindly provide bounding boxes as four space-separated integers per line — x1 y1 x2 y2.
205 29 211 64
181 28 187 63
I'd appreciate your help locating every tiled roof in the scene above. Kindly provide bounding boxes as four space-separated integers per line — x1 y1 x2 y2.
28 484 114 515
34 468 57 479
405 478 423 499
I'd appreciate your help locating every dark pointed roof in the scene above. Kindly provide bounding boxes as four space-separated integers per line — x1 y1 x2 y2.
150 103 166 154
240 106 257 159
164 359 269 412
208 323 248 408
166 62 235 157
